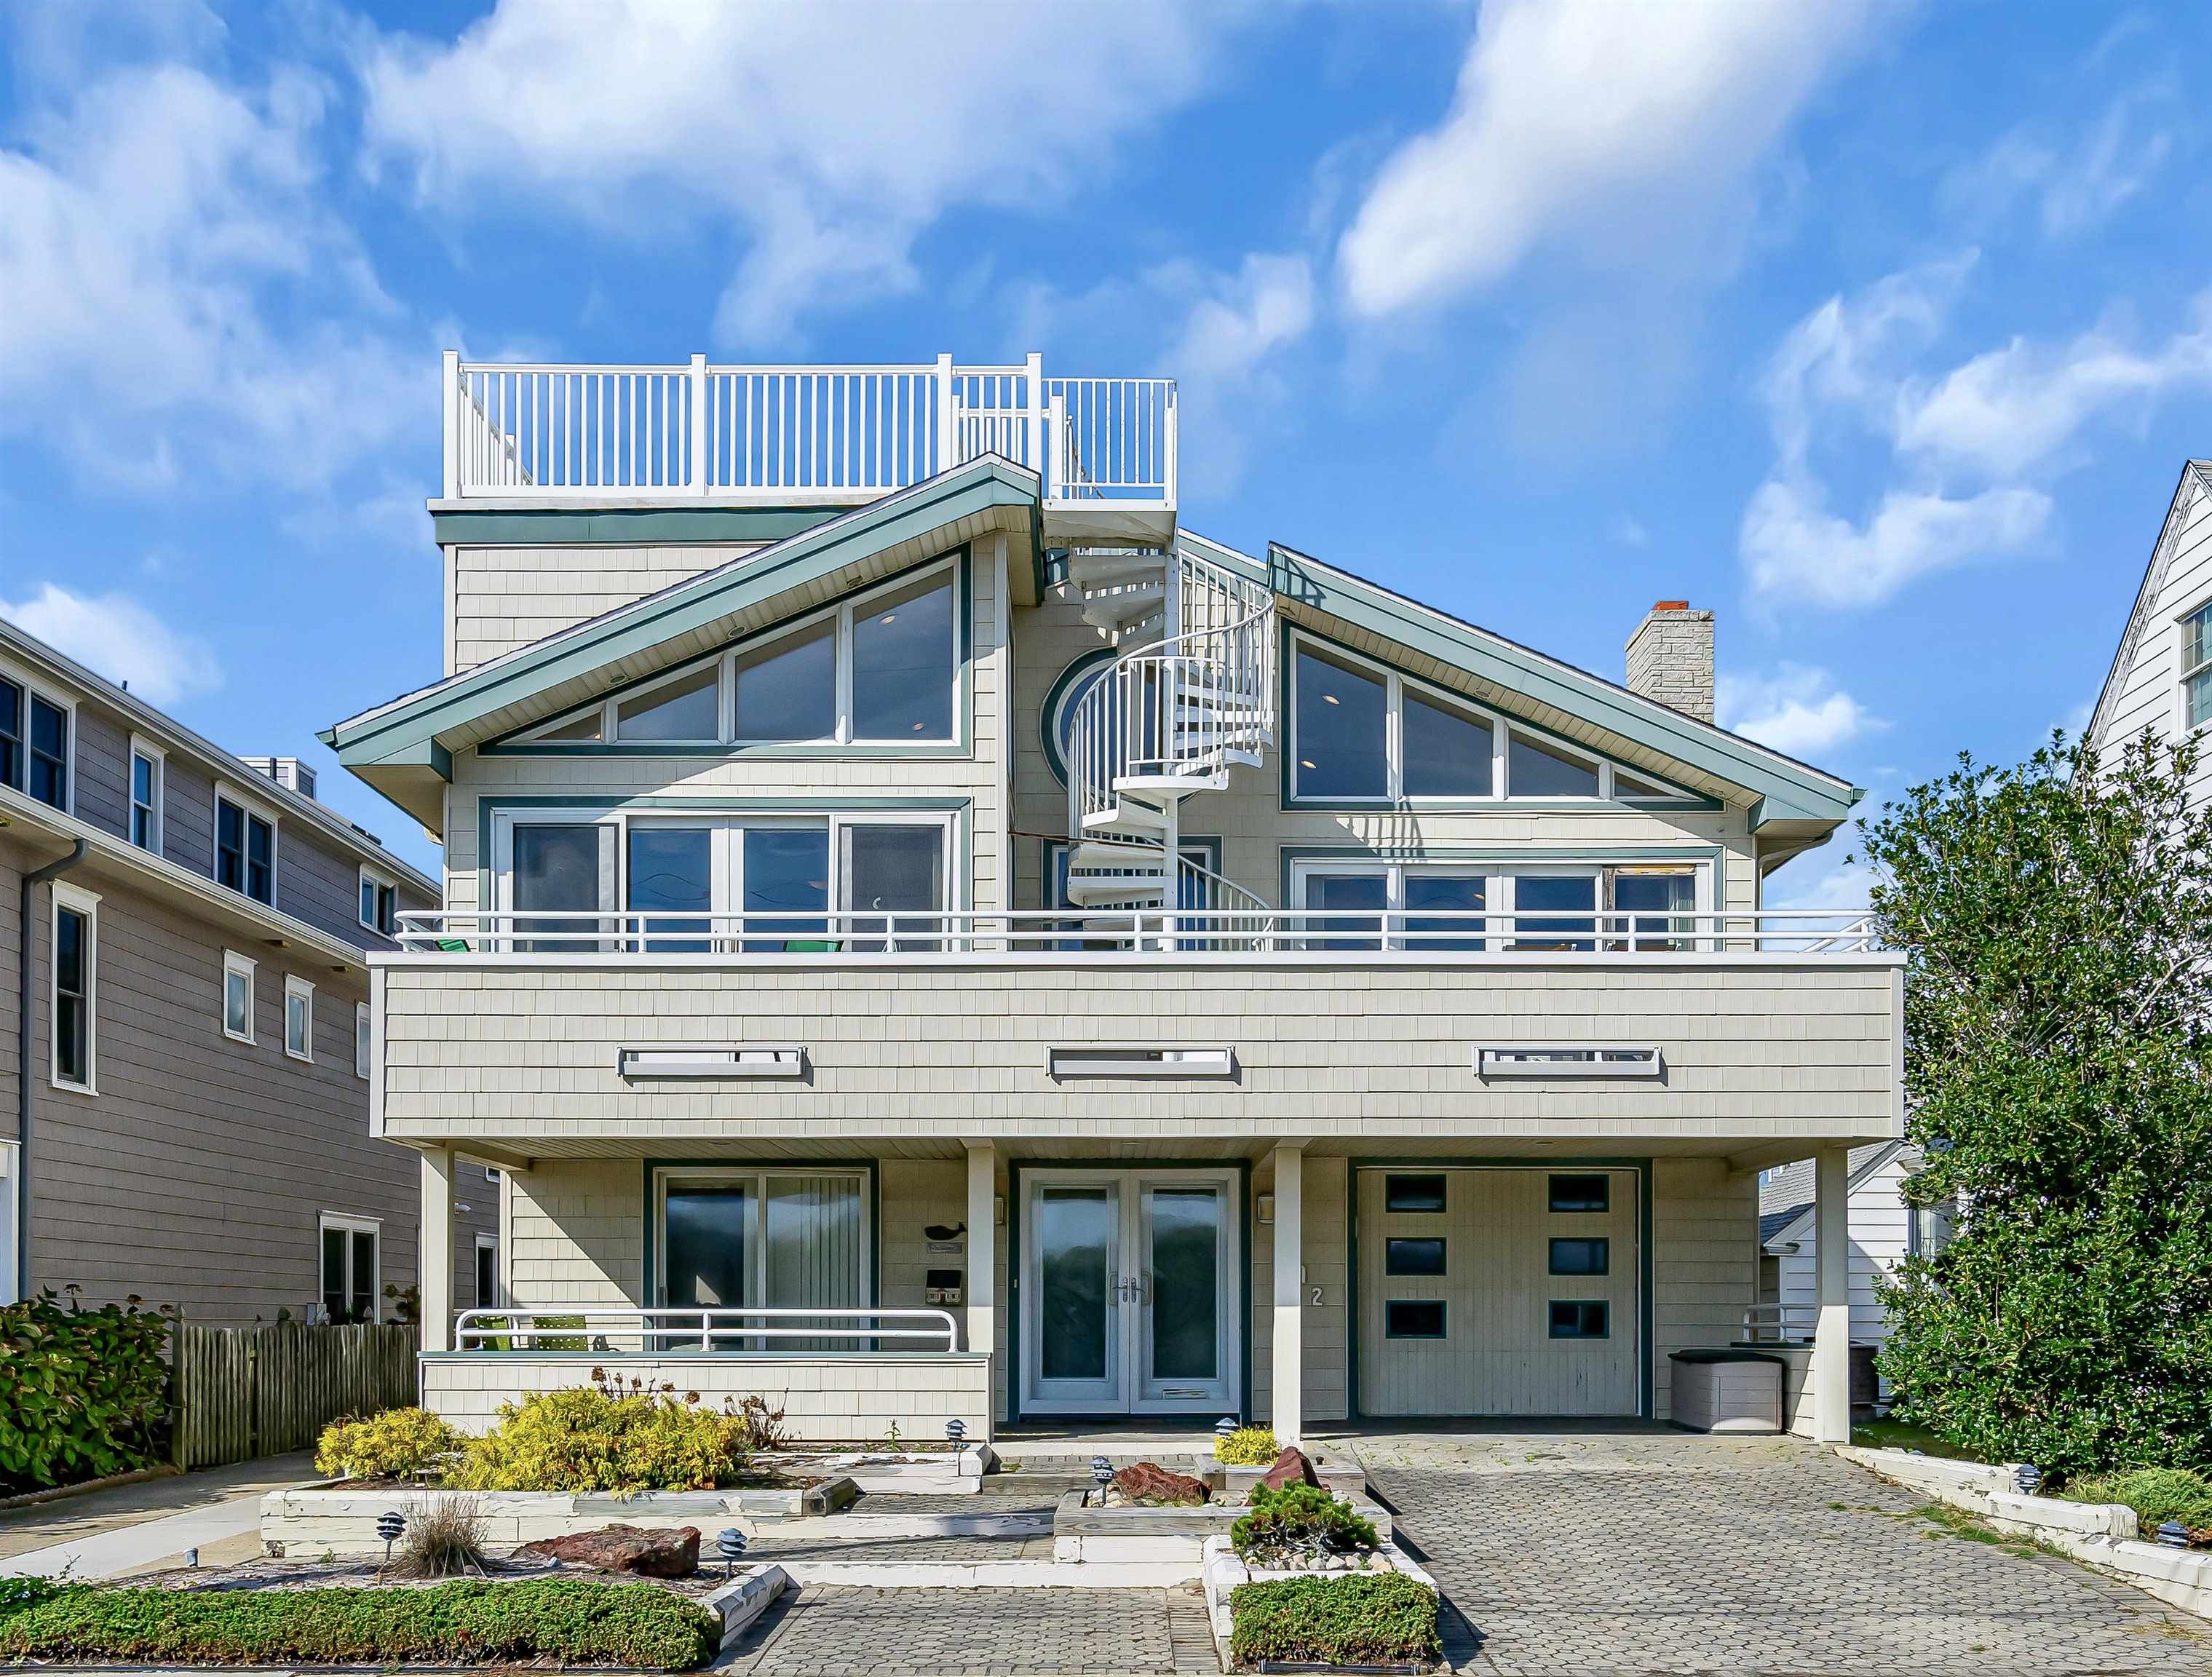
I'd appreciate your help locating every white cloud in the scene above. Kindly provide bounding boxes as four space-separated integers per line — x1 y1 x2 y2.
1609 514 1649 549
359 0 1237 346
1942 86 2176 240
1337 0 1881 317
1894 294 2212 478
1716 665 1880 758
1762 848 1876 914
0 60 424 490
1741 475 2051 608
1 583 222 707
1154 253 1316 496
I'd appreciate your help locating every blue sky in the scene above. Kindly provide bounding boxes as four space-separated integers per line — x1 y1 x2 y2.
2 0 2207 894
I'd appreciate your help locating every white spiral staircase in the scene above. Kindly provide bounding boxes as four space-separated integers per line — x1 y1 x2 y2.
1061 544 1279 945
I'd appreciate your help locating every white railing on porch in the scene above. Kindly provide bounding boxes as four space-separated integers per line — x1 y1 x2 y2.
1740 1303 1820 1344
441 351 1175 506
452 1306 961 1355
395 908 1882 959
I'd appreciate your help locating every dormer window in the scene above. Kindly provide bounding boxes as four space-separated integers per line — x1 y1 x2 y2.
0 672 71 813
215 790 276 905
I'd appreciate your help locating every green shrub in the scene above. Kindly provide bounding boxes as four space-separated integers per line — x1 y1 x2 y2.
1228 1573 1440 1668
1231 1483 1379 1566
1213 1426 1279 1466
314 1408 464 1481
0 1577 63 1619
2064 1467 2212 1540
0 1291 171 1494
0 1580 716 1670
448 1381 750 1493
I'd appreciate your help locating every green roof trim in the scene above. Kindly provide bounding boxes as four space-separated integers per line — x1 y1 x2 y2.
1228 539 1860 830
327 458 1039 764
431 506 848 547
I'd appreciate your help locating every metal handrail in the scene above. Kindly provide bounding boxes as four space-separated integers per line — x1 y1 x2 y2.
1740 1303 1820 1344
453 1306 960 1353
396 908 1884 957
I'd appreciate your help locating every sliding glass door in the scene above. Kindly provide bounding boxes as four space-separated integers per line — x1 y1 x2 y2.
655 1168 868 1351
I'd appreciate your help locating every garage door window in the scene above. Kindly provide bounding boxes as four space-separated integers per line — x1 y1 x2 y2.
1385 1300 1446 1339
1547 1174 1609 1213
1549 1300 1609 1339
1385 1237 1447 1276
1549 1237 1609 1275
1384 1174 1447 1213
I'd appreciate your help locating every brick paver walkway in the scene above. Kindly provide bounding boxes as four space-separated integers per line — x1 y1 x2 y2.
724 1583 1214 1675
1345 1426 2212 1676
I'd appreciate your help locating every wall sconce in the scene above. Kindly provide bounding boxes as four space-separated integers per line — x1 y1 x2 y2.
1256 1194 1275 1224
994 1194 1006 1225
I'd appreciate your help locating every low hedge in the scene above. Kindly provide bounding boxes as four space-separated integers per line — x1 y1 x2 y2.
0 1579 719 1670
2064 1467 2212 1542
0 1291 171 1494
1228 1572 1440 1668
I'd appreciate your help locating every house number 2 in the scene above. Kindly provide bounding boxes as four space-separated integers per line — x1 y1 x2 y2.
1310 1285 1323 1307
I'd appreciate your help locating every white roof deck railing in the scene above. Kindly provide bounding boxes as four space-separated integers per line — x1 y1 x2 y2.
451 1306 961 1355
392 907 1884 960
440 350 1175 507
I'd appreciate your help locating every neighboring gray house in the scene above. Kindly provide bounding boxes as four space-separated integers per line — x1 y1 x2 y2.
2088 458 2212 806
1758 1143 1946 1355
0 617 496 1325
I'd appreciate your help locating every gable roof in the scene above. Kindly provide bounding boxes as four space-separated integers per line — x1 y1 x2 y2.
1193 536 1861 833
1759 1141 1913 1250
2087 459 2212 746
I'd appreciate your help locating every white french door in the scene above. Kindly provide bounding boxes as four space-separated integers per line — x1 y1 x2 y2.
1020 1168 1240 1416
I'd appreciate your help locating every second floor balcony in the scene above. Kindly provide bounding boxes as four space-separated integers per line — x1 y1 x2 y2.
440 350 1175 544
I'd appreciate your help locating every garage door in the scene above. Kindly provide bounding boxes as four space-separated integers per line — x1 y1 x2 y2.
1357 1166 1638 1417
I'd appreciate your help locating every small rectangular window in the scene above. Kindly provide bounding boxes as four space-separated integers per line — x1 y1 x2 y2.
1385 1237 1446 1276
1549 1173 1611 1213
51 887 97 1092
216 793 275 905
1385 1299 1446 1339
354 1002 371 1080
27 695 68 811
223 951 255 1043
2184 600 2212 730
284 975 314 1062
359 868 397 936
1549 1300 1609 1339
1384 1173 1448 1213
320 1214 379 1323
130 745 162 852
475 1237 499 1309
1549 1237 1610 1275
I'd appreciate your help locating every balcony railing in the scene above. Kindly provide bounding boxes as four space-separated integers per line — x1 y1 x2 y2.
392 908 1882 959
441 351 1174 507
1740 1303 1820 1344
451 1306 961 1355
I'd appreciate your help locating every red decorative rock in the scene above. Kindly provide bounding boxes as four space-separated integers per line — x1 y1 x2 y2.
1114 1462 1210 1504
1258 1446 1320 1490
516 1523 701 1577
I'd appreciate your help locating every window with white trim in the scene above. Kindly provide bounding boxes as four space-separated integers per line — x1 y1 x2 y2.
50 884 98 1093
1289 857 1705 951
2182 598 2211 732
0 671 72 813
215 790 275 905
354 1002 371 1079
284 975 314 1062
1286 632 1694 805
129 738 164 852
319 1213 379 1323
358 867 397 936
222 951 255 1043
515 559 959 749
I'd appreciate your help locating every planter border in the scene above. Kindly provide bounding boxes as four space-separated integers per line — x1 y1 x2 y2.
1200 1535 1443 1671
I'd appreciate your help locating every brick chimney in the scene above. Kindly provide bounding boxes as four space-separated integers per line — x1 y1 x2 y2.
1625 601 1714 722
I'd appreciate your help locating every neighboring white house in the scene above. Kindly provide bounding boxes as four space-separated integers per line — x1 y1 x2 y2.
1759 1144 1948 1355
2088 458 2212 806
322 350 1900 1448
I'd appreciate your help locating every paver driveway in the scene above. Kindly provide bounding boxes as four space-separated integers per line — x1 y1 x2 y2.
1347 1425 2212 1676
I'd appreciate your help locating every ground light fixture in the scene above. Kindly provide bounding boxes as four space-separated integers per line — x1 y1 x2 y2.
2014 1464 2042 1496
717 1528 749 1577
946 1418 966 1445
1091 1455 1114 1506
1216 1416 1237 1442
2156 1521 2188 1549
376 1510 406 1574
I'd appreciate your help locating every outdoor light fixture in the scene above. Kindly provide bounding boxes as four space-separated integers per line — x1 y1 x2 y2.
946 1418 967 1445
1090 1455 1114 1506
376 1509 406 1573
2014 1464 2042 1496
716 1528 748 1578
2156 1521 2189 1550
1216 1416 1237 1440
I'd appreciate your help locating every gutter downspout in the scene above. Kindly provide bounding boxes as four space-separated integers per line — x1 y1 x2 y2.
17 839 86 1301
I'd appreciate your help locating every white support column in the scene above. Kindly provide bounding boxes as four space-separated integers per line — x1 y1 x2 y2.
1813 1144 1852 1443
1271 1143 1304 1447
964 1142 997 1366
420 1146 455 1355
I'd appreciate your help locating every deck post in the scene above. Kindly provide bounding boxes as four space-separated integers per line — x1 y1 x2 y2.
1270 1142 1304 1446
440 350 459 500
964 1141 997 1433
419 1145 455 1354
1813 1144 1851 1443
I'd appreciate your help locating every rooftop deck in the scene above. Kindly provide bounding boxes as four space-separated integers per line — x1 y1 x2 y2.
440 350 1175 544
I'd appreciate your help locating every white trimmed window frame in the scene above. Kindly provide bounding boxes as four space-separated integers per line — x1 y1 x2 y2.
1288 855 1709 949
515 556 962 750
284 974 314 1063
2178 593 2212 736
358 865 398 936
222 950 257 1044
0 655 76 816
1285 630 1694 806
128 735 165 855
354 1001 372 1080
318 1211 381 1324
213 784 280 908
647 1163 874 1312
49 881 99 1095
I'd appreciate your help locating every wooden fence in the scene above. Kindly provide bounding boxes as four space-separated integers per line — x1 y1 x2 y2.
172 1320 419 1470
